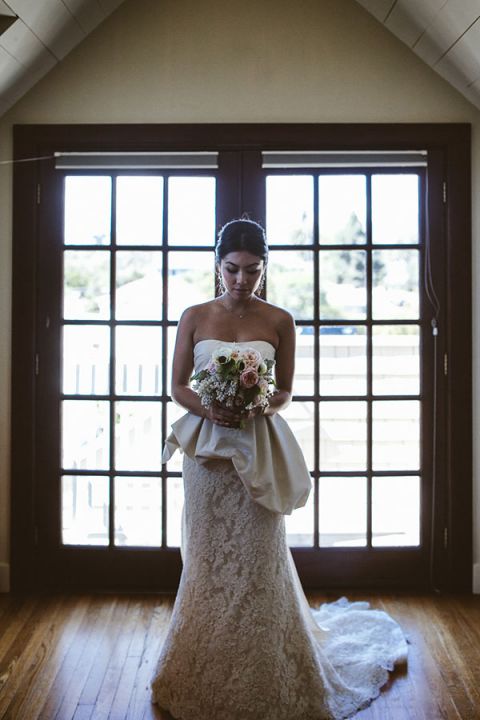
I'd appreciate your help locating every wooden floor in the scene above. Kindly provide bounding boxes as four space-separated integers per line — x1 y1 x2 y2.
0 589 479 720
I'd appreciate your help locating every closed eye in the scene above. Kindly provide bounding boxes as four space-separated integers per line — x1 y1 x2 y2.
225 267 261 274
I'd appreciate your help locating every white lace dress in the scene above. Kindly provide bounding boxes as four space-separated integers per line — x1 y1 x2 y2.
150 340 408 720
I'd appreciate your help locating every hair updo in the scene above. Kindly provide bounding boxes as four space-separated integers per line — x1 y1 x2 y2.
215 219 268 265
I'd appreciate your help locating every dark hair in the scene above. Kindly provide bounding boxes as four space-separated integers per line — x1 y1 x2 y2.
215 219 268 264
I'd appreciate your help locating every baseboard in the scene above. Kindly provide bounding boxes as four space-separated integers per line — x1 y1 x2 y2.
0 562 10 593
474 564 480 594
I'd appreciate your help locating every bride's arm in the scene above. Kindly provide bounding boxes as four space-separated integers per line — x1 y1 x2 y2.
170 308 204 417
171 308 243 426
262 310 295 417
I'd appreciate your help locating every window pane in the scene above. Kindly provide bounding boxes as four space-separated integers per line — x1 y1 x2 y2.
168 177 216 246
115 326 162 396
372 174 419 245
62 475 109 546
320 326 367 396
372 475 420 546
294 328 314 396
62 325 110 395
319 175 366 245
266 175 313 245
114 401 162 471
372 325 420 395
63 250 110 320
267 250 314 320
114 476 162 546
168 252 215 321
64 176 111 246
281 402 314 471
115 251 162 320
116 177 163 246
320 401 367 471
320 250 367 319
286 489 314 547
167 477 184 547
372 249 419 320
62 400 110 470
372 400 420 470
319 477 367 547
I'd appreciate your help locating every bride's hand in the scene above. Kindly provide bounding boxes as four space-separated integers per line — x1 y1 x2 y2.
204 402 244 428
240 405 267 422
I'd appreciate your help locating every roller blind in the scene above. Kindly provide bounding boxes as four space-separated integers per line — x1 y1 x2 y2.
54 152 218 169
262 150 427 168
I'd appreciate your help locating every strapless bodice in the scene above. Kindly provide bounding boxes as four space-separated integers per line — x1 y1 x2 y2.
162 339 312 515
193 338 276 373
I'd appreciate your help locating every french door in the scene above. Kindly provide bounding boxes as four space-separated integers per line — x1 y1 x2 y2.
11 124 472 592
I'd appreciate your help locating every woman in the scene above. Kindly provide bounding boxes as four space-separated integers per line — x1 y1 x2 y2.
151 219 408 720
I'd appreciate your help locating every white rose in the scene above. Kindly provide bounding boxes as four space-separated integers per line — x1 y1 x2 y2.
212 346 233 365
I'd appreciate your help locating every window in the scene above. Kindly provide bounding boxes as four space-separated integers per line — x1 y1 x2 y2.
61 173 216 549
265 171 423 550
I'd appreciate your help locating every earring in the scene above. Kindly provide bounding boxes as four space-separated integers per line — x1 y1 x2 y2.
255 272 266 296
216 268 226 295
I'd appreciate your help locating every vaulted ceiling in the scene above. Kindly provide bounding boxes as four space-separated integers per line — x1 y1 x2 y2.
0 0 126 116
0 0 479 119
356 0 480 110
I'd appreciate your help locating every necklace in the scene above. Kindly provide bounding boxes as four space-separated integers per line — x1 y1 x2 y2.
217 296 256 319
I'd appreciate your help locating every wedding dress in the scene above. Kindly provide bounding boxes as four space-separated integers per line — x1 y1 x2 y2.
151 339 408 720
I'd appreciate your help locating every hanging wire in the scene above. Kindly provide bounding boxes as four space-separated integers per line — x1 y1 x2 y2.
0 154 54 166
424 171 441 318
423 168 443 594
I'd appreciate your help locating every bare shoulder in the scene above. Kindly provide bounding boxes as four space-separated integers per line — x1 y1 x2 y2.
179 300 217 326
256 298 295 333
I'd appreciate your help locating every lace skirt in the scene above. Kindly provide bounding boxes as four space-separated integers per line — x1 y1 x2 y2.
150 455 408 720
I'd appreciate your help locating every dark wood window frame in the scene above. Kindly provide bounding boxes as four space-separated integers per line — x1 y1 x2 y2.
11 123 472 593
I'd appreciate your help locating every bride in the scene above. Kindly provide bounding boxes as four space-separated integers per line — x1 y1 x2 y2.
151 219 408 720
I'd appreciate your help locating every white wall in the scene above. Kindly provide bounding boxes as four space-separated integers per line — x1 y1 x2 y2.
1 0 479 592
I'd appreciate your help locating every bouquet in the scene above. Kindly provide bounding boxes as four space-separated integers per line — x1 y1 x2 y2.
191 345 276 423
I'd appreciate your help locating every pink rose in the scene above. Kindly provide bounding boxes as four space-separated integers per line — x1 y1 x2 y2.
240 368 259 389
241 348 262 368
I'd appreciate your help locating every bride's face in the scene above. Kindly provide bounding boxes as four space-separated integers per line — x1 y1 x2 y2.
219 250 265 299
